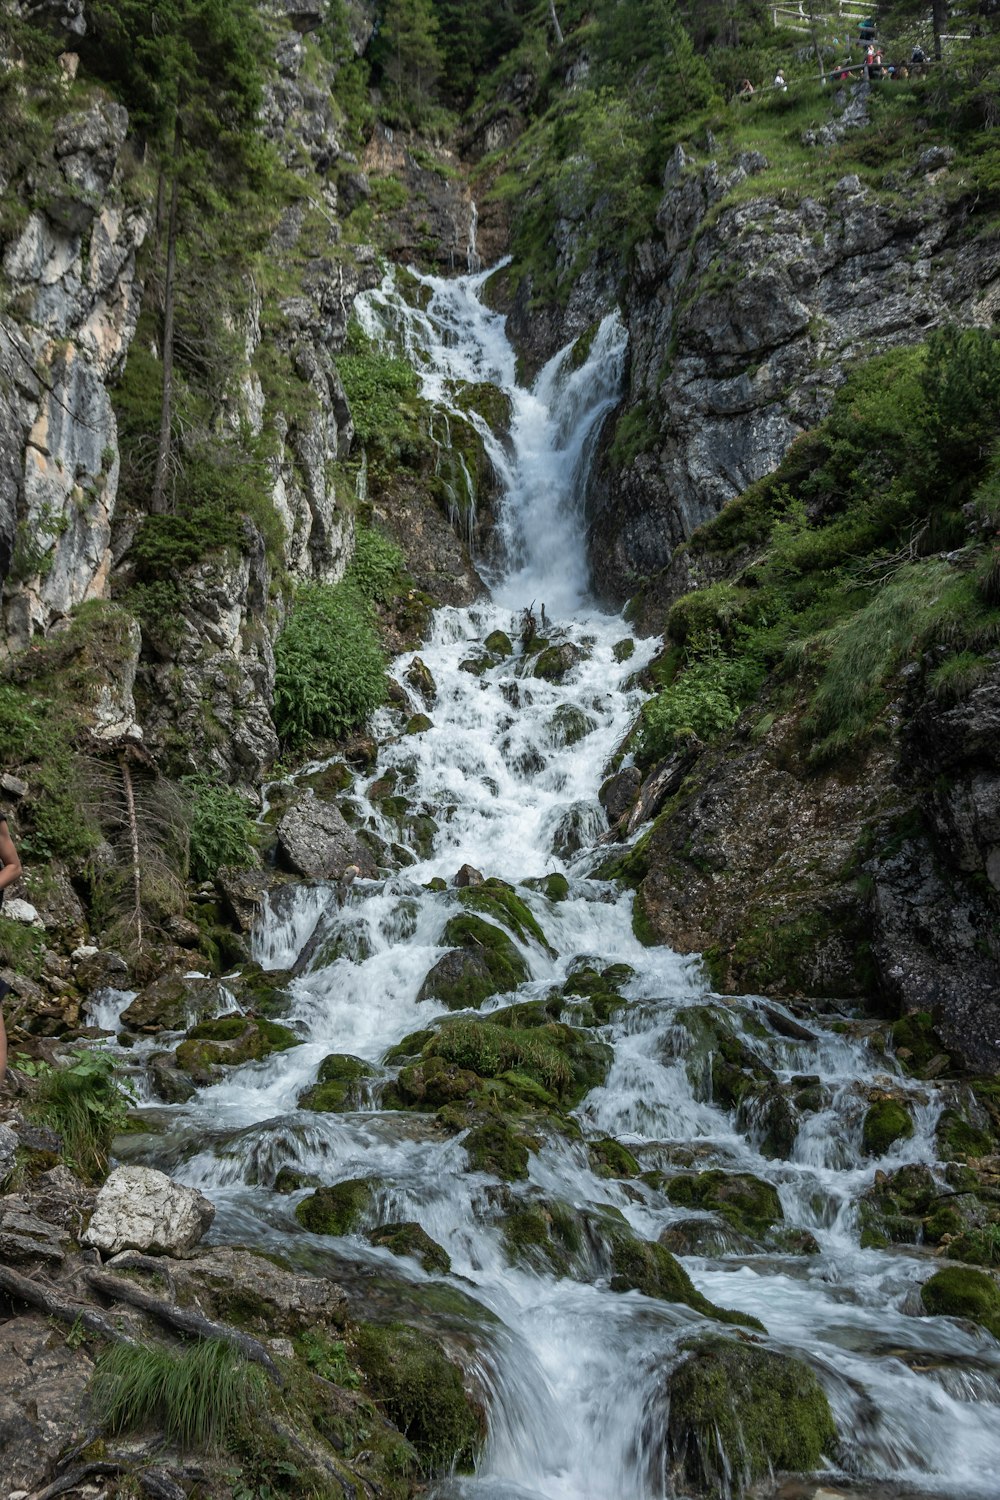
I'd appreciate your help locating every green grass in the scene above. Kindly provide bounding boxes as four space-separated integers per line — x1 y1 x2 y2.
273 581 386 748
29 1050 132 1181
91 1338 269 1450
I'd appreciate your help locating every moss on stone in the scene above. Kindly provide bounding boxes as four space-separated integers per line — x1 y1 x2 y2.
667 1336 837 1497
176 1016 297 1075
418 913 530 1008
666 1170 783 1236
862 1098 914 1156
484 630 513 656
464 1119 530 1180
295 1178 376 1236
608 1232 765 1332
366 1221 451 1274
921 1266 1000 1339
457 879 553 952
892 1010 949 1075
500 1196 583 1274
353 1322 485 1472
589 1138 641 1179
274 1166 321 1194
404 713 433 734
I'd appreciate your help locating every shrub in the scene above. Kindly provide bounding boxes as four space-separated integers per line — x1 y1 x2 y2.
29 1049 132 1181
273 583 386 747
347 525 405 604
639 645 763 763
90 1338 269 1451
186 778 259 881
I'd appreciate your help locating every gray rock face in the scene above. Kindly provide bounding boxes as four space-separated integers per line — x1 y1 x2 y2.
277 794 377 879
0 1316 94 1493
584 124 1000 603
165 1245 348 1333
84 1164 216 1256
121 973 231 1032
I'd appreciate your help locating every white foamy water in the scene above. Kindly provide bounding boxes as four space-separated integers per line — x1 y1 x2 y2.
122 267 1000 1500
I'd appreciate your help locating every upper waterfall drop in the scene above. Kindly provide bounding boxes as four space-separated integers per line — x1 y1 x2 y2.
355 265 627 615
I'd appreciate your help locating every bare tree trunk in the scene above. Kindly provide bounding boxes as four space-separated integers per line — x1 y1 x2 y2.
932 0 947 60
150 125 180 517
119 752 142 954
548 0 563 45
808 4 825 81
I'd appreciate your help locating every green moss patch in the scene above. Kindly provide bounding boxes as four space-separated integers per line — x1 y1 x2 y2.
417 913 531 1009
608 1231 764 1333
353 1323 485 1472
666 1170 783 1237
921 1267 1000 1340
464 1119 531 1180
298 1054 375 1112
457 879 554 953
862 1098 914 1156
295 1179 378 1236
366 1222 451 1274
667 1337 837 1496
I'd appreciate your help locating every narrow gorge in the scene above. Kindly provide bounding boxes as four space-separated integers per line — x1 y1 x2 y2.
2 4 1000 1500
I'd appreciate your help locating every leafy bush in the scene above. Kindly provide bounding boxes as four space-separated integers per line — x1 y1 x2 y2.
273 583 386 748
347 525 405 604
338 325 423 452
639 646 763 763
91 1338 269 1451
186 778 259 881
29 1050 132 1181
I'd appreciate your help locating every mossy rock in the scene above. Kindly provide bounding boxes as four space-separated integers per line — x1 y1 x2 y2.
659 1219 760 1257
297 1054 376 1112
673 1006 796 1158
499 1195 583 1275
353 1322 485 1472
483 629 513 656
525 872 569 902
862 1098 915 1156
427 1014 611 1107
665 1171 783 1236
667 1336 838 1497
405 656 437 703
384 1028 436 1063
613 638 635 663
546 704 597 747
274 1166 322 1195
404 714 433 735
531 643 582 681
891 1010 951 1076
858 1164 940 1249
457 879 553 953
295 1178 377 1236
120 974 230 1032
464 1119 530 1180
175 1016 297 1077
389 1055 485 1110
366 1221 451 1274
921 1266 1000 1340
608 1231 764 1332
589 1138 641 1179
418 914 530 1009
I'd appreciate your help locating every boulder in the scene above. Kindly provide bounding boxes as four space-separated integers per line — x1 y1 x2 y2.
165 1245 347 1334
120 974 230 1033
83 1165 215 1256
276 795 377 880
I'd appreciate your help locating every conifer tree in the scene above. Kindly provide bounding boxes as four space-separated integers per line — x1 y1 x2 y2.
377 0 443 126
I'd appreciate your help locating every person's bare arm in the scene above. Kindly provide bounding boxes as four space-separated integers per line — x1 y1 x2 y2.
0 820 23 893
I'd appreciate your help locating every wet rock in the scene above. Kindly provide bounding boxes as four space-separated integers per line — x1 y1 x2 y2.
84 1165 215 1256
531 643 582 681
454 863 485 887
214 868 286 933
120 975 231 1033
175 1015 298 1081
165 1244 347 1334
464 1119 530 1180
418 914 530 1010
457 878 553 952
658 1218 759 1257
366 1221 451 1274
297 1053 375 1112
353 1322 486 1472
546 704 597 747
664 1336 838 1497
921 1266 1000 1340
295 1177 376 1235
524 872 570 903
671 1005 797 1158
588 1138 641 1179
274 1165 322 1194
607 1229 764 1331
405 712 434 735
405 655 437 703
484 629 513 656
665 1170 783 1237
276 795 377 880
148 1053 197 1104
862 1097 915 1156
389 1055 483 1110
600 765 642 827
499 1194 584 1274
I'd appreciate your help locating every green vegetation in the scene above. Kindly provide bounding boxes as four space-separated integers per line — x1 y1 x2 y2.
921 1266 1000 1340
667 1336 837 1498
608 1231 765 1331
295 1178 377 1236
366 1221 451 1274
29 1050 132 1182
273 582 386 748
862 1098 915 1156
666 1170 783 1237
91 1337 269 1451
353 1322 485 1472
637 328 1000 769
186 777 259 880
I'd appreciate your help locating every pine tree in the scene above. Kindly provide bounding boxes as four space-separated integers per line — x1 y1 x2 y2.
377 0 443 126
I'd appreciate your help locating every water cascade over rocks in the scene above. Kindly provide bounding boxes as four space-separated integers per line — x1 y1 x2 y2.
116 269 1000 1499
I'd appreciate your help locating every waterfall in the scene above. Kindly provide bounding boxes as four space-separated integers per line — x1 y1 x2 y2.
117 268 1000 1500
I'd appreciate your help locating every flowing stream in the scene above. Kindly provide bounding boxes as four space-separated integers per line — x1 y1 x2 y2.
114 268 1000 1499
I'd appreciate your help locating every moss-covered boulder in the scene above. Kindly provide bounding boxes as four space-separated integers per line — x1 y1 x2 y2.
366 1221 451 1274
457 879 554 953
607 1231 765 1332
532 643 582 681
862 1098 915 1156
295 1179 377 1236
484 629 513 656
298 1054 376 1112
673 1006 797 1159
857 1164 944 1249
417 914 530 1009
921 1267 1000 1340
274 1166 322 1195
353 1322 486 1472
388 1054 484 1110
121 975 231 1032
405 656 437 703
427 1012 611 1108
464 1119 530 1180
546 704 597 747
499 1195 583 1275
174 1015 298 1081
666 1171 783 1237
588 1138 641 1179
666 1337 837 1497
658 1219 759 1258
525 872 569 902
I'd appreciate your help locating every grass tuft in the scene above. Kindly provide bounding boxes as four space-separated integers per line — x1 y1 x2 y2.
90 1338 269 1451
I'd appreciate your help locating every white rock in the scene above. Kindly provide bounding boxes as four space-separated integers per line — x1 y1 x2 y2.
84 1165 215 1257
3 899 43 927
71 944 100 961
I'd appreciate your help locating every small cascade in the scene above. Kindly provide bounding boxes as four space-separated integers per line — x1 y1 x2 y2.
468 199 481 273
116 265 1000 1500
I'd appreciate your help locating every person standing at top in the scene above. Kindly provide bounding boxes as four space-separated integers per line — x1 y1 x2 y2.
773 67 787 90
0 814 24 1082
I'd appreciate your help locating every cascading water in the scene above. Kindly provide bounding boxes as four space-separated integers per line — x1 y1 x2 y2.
113 268 1000 1500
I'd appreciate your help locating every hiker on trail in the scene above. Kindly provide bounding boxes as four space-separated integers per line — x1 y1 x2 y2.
864 43 875 78
0 814 24 1083
773 68 787 90
737 77 755 98
870 48 884 79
